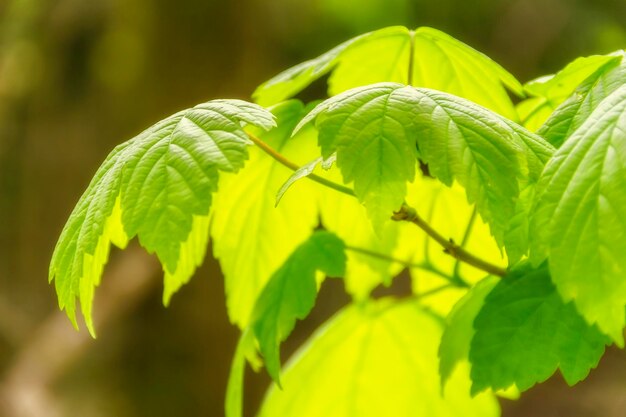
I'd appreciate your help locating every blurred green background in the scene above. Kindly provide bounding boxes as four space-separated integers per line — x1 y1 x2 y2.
1 0 625 416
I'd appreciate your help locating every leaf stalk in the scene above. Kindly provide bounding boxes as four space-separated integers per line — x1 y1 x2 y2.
246 132 355 197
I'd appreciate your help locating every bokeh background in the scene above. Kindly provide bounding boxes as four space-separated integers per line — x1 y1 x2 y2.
1 0 625 416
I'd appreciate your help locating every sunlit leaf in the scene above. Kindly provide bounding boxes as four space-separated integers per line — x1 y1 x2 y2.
49 100 275 334
211 100 320 327
254 26 522 119
259 299 500 417
253 26 407 106
530 84 626 343
275 156 323 206
538 52 625 147
407 27 523 119
517 53 622 131
523 54 619 99
297 83 553 242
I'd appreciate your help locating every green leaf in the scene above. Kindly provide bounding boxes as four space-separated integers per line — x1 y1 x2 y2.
258 299 500 417
517 53 621 131
523 54 619 99
298 83 419 226
281 113 419 302
254 26 522 119
275 156 323 206
503 184 536 264
470 262 610 394
211 100 321 327
49 99 275 334
439 276 499 387
251 231 346 383
538 52 625 147
253 26 407 106
407 27 523 119
501 119 555 262
297 83 553 242
276 154 336 206
530 84 626 343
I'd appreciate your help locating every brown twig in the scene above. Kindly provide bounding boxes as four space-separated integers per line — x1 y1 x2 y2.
392 204 507 277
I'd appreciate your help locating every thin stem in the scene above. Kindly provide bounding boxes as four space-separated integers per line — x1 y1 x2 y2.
415 284 455 300
246 132 355 197
453 207 477 278
392 204 507 277
345 245 422 269
344 245 467 287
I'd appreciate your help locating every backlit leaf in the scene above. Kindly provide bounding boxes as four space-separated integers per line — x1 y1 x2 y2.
258 299 499 417
211 100 321 327
49 100 275 334
538 52 625 147
530 84 626 343
517 53 621 131
254 26 522 119
297 83 553 242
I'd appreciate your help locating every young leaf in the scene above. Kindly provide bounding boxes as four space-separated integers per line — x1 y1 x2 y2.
258 299 500 417
538 52 625 147
523 54 620 99
439 276 499 387
517 53 622 131
251 231 346 383
530 84 626 343
298 83 420 225
470 262 610 394
297 83 553 242
211 100 321 328
254 26 522 119
275 154 337 206
275 156 323 206
49 100 275 334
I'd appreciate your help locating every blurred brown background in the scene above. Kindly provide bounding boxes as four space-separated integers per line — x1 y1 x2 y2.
0 0 625 416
